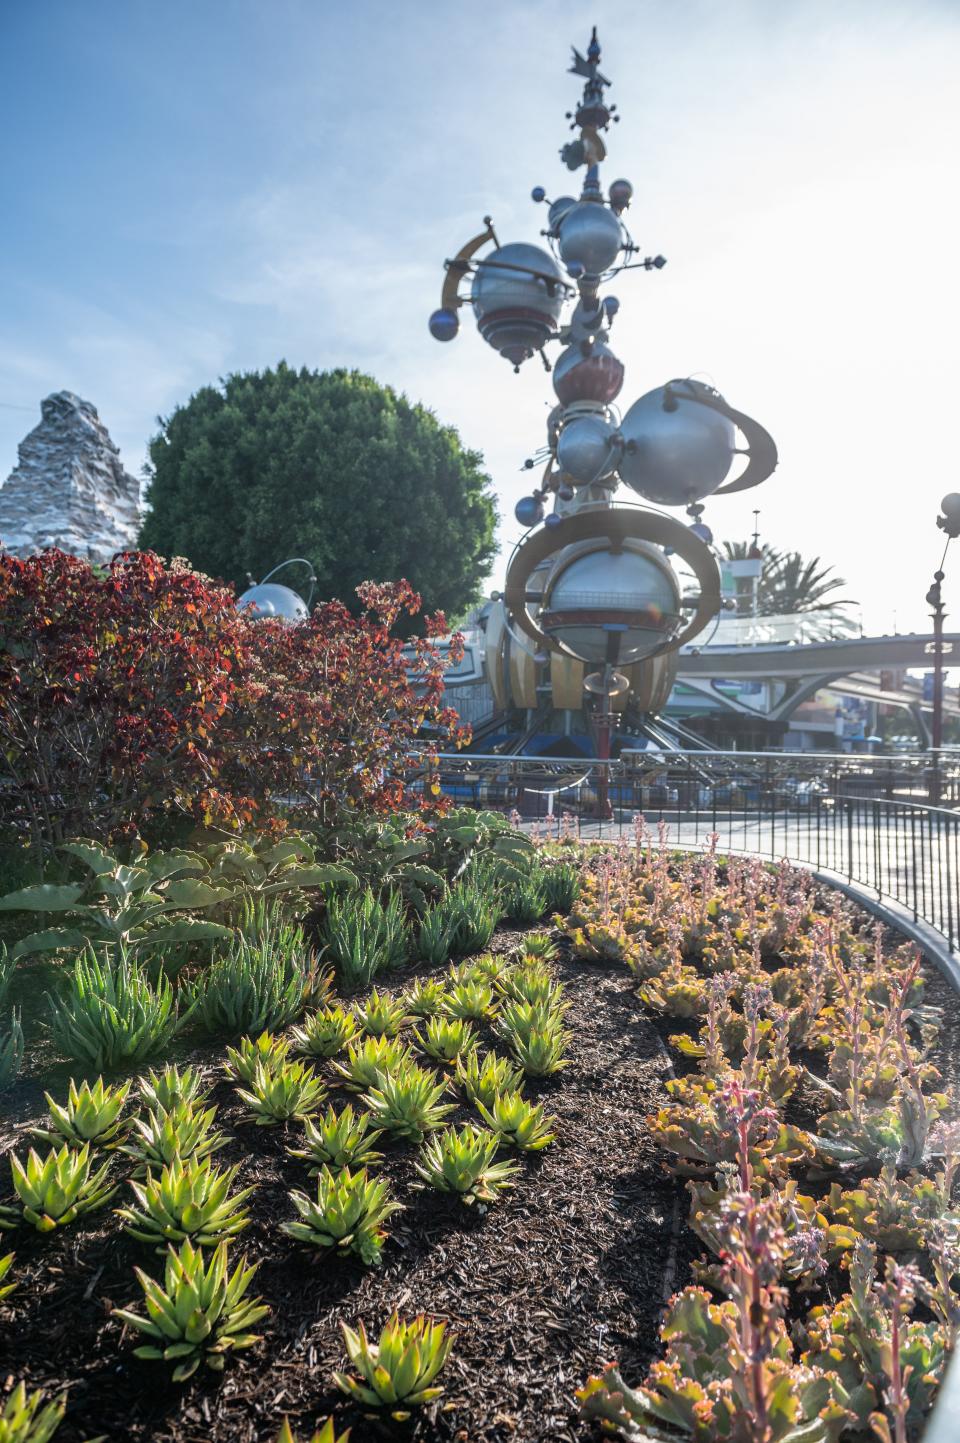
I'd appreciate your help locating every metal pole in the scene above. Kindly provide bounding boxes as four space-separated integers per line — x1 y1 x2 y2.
929 570 945 806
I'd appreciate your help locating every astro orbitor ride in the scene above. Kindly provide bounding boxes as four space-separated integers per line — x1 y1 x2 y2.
428 29 778 772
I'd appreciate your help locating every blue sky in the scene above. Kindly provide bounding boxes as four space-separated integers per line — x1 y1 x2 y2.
2 0 958 631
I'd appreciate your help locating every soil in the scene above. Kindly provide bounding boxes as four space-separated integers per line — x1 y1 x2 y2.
0 928 687 1443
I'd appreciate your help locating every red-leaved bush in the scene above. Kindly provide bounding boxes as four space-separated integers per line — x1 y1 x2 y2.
0 550 467 851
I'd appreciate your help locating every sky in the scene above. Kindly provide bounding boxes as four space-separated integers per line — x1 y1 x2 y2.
1 0 958 634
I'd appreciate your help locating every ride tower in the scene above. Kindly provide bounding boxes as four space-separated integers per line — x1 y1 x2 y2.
428 29 778 776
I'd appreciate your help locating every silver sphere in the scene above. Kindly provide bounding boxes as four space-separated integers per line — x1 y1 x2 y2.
553 339 625 406
471 242 564 367
558 202 623 277
941 493 960 521
556 412 620 485
237 583 309 622
548 196 577 231
541 541 681 665
618 380 736 505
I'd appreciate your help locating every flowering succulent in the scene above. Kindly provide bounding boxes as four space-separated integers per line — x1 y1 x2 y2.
223 1029 291 1084
119 1101 227 1173
475 1092 556 1151
332 1312 455 1420
30 1076 130 1149
827 1165 949 1252
291 1004 358 1058
283 1165 400 1266
456 1049 524 1109
332 1036 414 1092
118 1155 253 1248
364 1064 455 1142
415 1123 520 1206
441 979 495 1021
237 1058 327 1126
0 1383 65 1443
354 988 410 1038
289 1104 384 1172
139 1063 209 1113
10 1142 116 1232
415 1015 477 1065
402 978 447 1018
113 1238 268 1381
649 1076 810 1182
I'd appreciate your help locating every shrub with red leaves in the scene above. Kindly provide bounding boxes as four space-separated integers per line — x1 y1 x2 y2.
0 550 466 852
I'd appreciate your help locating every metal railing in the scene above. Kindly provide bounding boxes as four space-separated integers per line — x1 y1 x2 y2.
432 750 960 952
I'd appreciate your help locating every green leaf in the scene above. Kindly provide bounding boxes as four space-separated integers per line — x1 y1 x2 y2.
12 927 89 958
257 865 355 893
0 884 85 912
139 921 235 945
60 841 118 876
161 879 231 909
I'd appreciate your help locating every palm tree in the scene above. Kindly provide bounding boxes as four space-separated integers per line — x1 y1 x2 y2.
721 542 859 638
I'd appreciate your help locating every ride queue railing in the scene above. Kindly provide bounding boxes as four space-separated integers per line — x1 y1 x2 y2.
430 751 960 953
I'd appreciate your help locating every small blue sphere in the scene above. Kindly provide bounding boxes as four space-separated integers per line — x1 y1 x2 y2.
566 260 586 280
515 495 545 528
690 521 714 544
428 307 460 342
531 185 546 203
603 295 620 316
544 511 563 529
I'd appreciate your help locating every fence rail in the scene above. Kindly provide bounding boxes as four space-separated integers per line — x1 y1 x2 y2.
432 751 960 952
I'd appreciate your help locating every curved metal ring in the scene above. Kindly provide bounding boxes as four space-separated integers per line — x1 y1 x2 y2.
661 379 778 496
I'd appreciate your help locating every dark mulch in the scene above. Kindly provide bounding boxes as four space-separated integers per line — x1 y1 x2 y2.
0 930 682 1443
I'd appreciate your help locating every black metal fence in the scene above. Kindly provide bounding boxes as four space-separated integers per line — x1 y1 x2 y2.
433 751 960 952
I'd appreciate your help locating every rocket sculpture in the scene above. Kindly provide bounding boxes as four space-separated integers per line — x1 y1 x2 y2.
429 29 777 738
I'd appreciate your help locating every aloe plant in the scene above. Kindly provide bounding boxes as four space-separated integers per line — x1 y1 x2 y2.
31 1076 130 1148
0 1382 65 1443
223 1030 291 1084
0 1008 24 1092
415 1123 519 1206
291 1004 358 1058
191 924 314 1036
0 1250 15 1301
364 1064 455 1142
236 1058 327 1126
403 977 448 1017
138 1063 209 1114
275 1420 350 1443
354 988 410 1038
118 1155 253 1248
332 1035 414 1092
476 1091 556 1151
442 979 495 1021
415 1015 477 1065
283 1165 400 1265
456 1049 524 1109
47 946 182 1069
119 1101 227 1173
289 1104 384 1172
10 1142 116 1232
320 887 409 988
333 1313 455 1421
416 899 458 966
113 1237 268 1381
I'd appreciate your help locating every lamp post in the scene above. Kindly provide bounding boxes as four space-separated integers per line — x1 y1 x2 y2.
927 494 960 804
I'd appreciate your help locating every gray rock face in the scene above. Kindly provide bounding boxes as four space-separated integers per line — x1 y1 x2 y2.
0 391 141 563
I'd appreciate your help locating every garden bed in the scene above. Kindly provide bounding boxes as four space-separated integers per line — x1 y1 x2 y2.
0 927 685 1443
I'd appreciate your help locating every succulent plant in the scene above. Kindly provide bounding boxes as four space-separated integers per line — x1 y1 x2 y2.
415 1123 520 1206
119 1100 227 1173
237 1058 327 1126
284 1165 400 1266
498 996 569 1036
476 1091 556 1151
289 1104 384 1172
415 1015 477 1065
466 952 510 982
10 1142 116 1232
190 923 315 1037
504 1024 570 1077
442 979 495 1021
456 1049 525 1109
332 1312 455 1421
275 1420 351 1443
403 978 447 1017
223 1029 292 1084
497 964 562 1008
0 1008 24 1092
331 1035 414 1092
364 1064 455 1142
0 1382 65 1443
113 1237 268 1381
47 947 181 1069
354 988 410 1038
519 931 559 964
30 1076 130 1149
118 1155 253 1249
138 1063 210 1114
0 1250 16 1301
291 1005 358 1058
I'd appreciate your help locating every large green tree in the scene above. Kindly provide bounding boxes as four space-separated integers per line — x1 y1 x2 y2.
139 364 498 619
722 541 859 636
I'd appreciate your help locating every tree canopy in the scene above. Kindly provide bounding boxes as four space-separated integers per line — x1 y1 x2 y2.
722 541 858 633
138 364 498 620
